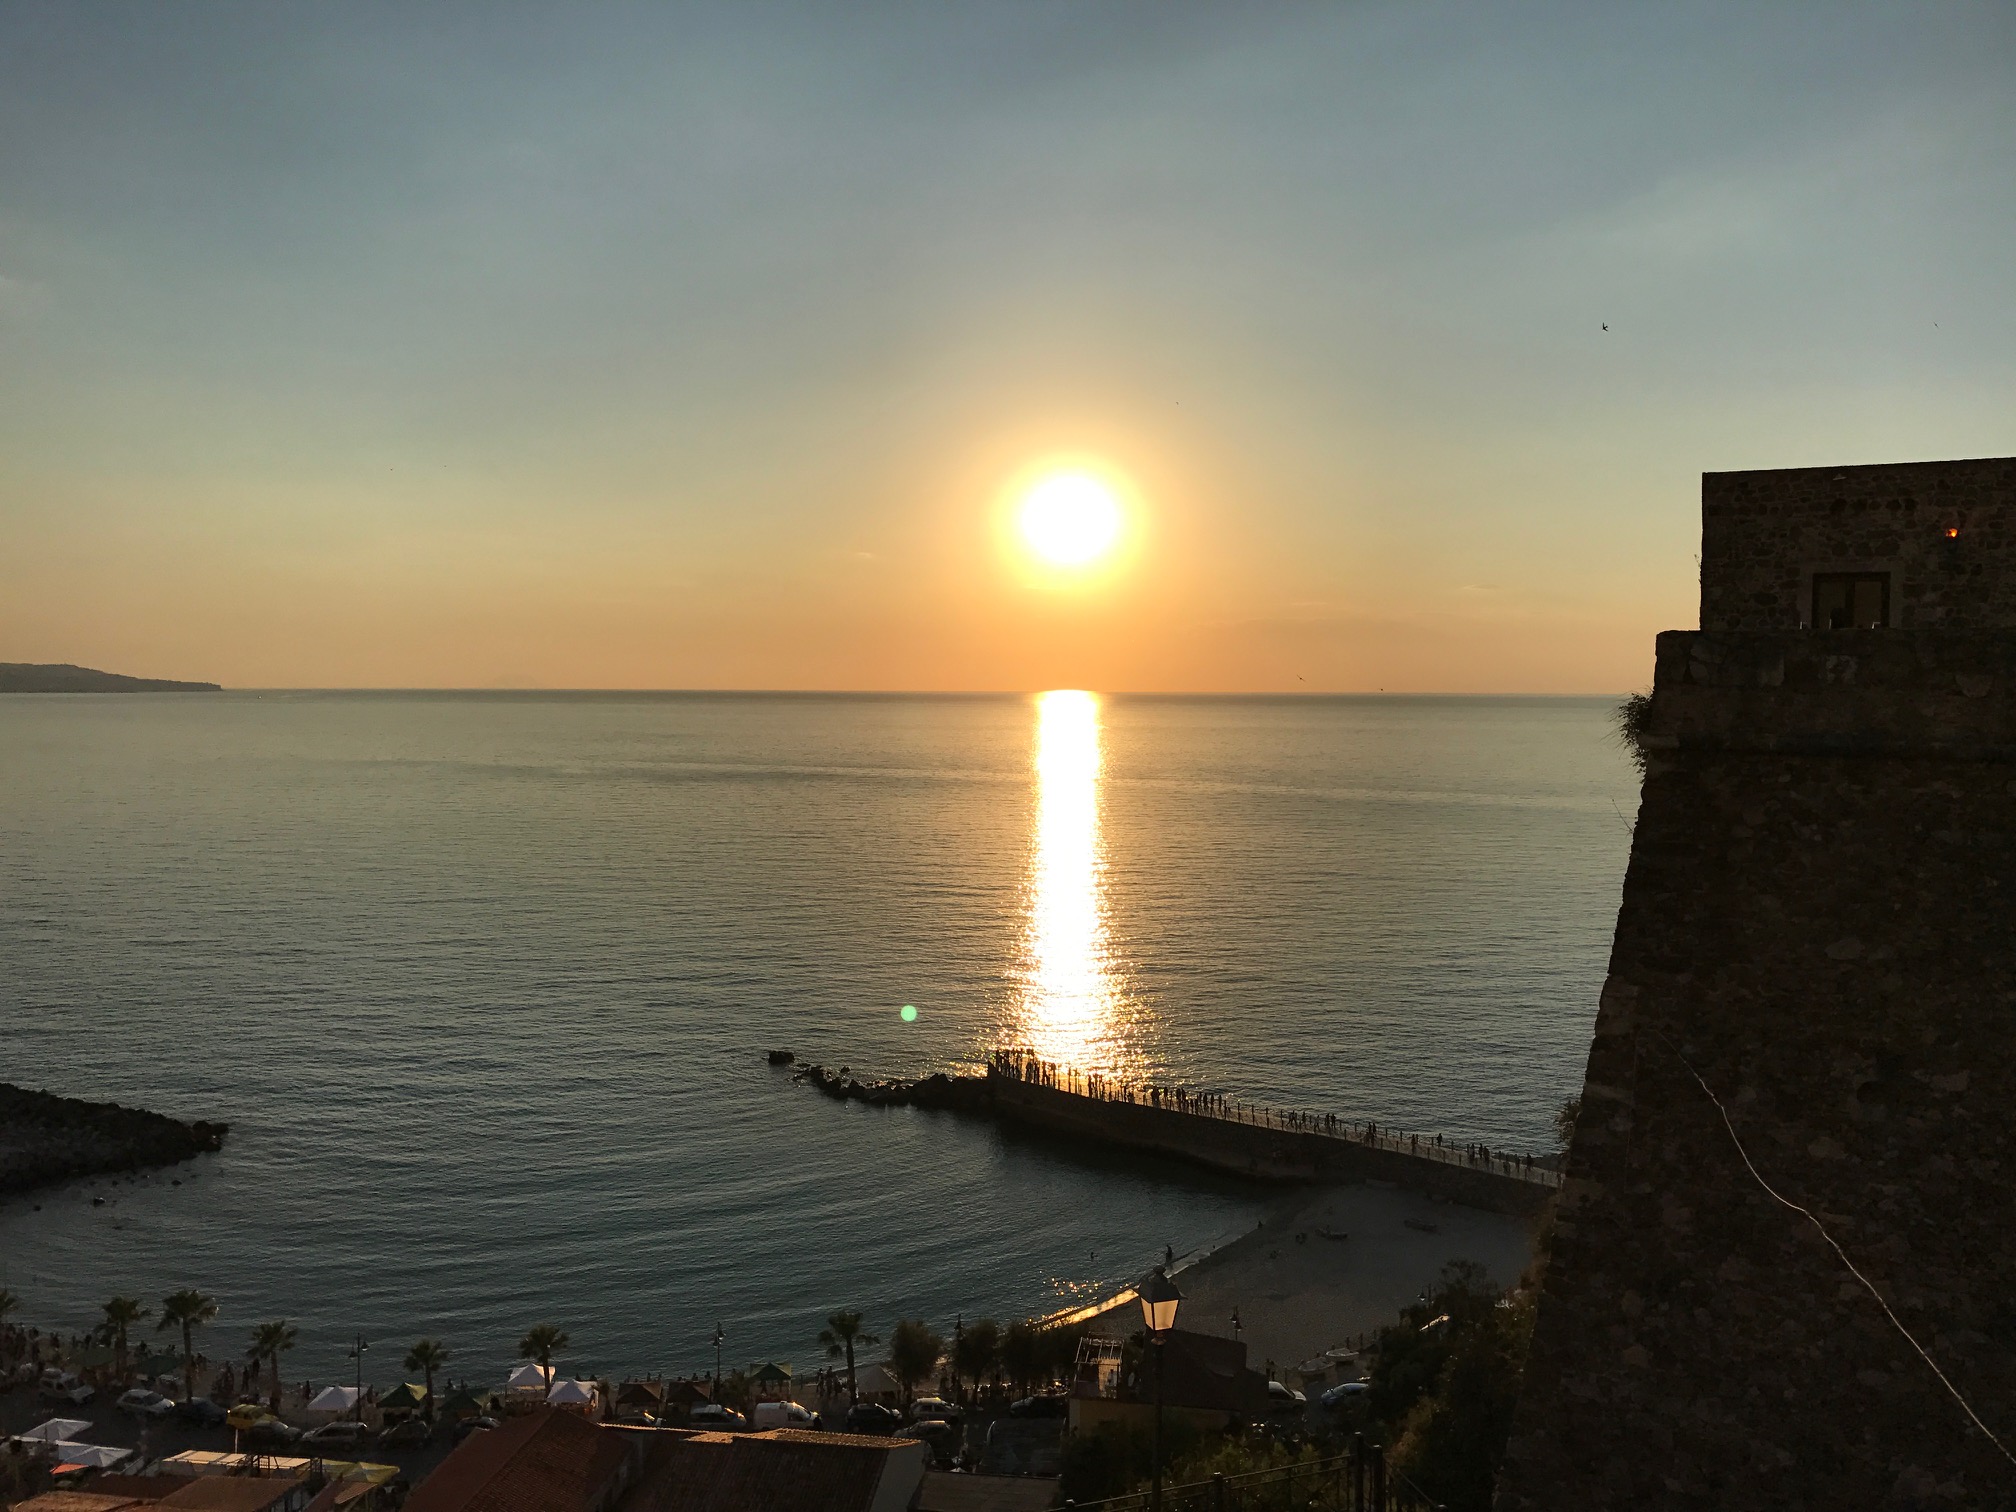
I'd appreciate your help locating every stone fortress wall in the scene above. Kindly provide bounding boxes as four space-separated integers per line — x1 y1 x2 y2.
1701 455 2016 630
1495 457 2016 1509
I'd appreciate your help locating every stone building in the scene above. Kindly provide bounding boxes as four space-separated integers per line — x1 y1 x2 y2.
1496 456 2016 1509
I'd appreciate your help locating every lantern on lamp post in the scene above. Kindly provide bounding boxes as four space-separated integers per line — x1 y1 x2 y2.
1138 1267 1183 1512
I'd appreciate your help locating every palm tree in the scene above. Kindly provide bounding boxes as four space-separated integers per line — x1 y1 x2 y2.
248 1321 298 1414
404 1339 449 1420
818 1310 879 1406
157 1289 219 1402
517 1324 568 1388
101 1298 150 1381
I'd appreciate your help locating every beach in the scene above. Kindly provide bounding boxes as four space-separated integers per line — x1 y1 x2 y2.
1088 1182 1539 1382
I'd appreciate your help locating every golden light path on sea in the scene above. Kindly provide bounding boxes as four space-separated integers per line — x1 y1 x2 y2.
1014 689 1136 1074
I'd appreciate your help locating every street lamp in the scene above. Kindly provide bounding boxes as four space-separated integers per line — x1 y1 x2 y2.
711 1324 725 1390
347 1336 369 1423
1138 1267 1183 1512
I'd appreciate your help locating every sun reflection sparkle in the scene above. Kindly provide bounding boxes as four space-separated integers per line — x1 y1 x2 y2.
1013 690 1133 1073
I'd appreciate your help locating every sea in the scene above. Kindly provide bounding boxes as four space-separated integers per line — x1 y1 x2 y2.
0 691 1636 1386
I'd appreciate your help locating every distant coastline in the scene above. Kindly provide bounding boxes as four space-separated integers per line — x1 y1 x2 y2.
0 662 221 692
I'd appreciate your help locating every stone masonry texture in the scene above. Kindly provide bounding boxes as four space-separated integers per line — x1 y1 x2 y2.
1702 455 2016 630
1498 458 2016 1511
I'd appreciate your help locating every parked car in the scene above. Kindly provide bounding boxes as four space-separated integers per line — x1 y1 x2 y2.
1265 1381 1307 1411
244 1419 302 1446
614 1411 661 1428
452 1416 500 1443
1007 1395 1067 1419
899 1419 960 1467
227 1403 277 1432
1319 1381 1368 1409
905 1397 963 1424
178 1398 229 1427
38 1371 94 1406
301 1421 377 1448
844 1402 902 1435
687 1404 746 1431
749 1401 816 1431
378 1418 432 1448
117 1388 177 1419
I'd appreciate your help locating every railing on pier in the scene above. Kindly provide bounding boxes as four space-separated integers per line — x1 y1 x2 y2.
1064 1440 1445 1512
990 1048 1561 1190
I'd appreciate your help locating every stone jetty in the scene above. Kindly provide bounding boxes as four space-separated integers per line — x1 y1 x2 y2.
0 1082 229 1196
778 1051 1557 1216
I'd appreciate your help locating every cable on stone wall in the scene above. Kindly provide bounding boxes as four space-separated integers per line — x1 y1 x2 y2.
1668 1040 2016 1470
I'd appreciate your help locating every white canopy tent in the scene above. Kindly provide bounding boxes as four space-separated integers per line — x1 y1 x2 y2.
14 1420 92 1444
507 1364 554 1393
307 1385 362 1416
47 1443 135 1469
545 1379 596 1407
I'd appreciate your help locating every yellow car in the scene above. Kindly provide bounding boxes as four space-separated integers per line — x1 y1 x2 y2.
226 1403 276 1431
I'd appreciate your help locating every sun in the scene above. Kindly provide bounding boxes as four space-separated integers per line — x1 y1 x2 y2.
1017 472 1124 568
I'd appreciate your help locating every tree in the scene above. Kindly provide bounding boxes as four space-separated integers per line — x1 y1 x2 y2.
404 1339 449 1420
248 1321 298 1414
157 1289 219 1402
818 1311 879 1406
952 1319 1000 1403
999 1321 1042 1397
1554 1096 1581 1150
887 1320 944 1406
517 1323 568 1385
101 1297 150 1381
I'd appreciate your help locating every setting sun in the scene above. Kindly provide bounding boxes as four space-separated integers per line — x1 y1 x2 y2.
1017 472 1124 568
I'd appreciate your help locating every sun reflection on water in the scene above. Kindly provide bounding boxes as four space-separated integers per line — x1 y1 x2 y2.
1013 690 1136 1074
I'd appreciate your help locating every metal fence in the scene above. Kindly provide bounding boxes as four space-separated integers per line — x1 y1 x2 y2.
991 1048 1561 1190
1063 1439 1446 1512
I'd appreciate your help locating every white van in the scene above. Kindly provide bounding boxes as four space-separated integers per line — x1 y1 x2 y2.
749 1401 818 1431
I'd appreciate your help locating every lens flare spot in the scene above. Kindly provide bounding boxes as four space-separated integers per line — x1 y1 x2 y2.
900 1004 918 1023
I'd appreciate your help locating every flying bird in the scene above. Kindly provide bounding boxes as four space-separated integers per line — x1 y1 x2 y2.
1601 323 1609 331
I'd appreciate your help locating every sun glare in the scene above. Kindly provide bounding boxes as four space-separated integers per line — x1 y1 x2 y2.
1018 472 1123 568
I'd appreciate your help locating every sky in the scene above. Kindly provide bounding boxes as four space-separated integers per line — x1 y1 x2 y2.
2 2 2013 692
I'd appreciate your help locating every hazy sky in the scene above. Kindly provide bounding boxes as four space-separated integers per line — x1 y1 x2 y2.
3 2 2013 691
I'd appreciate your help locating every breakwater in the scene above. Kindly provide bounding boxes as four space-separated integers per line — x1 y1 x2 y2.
781 1050 1559 1218
0 1083 229 1196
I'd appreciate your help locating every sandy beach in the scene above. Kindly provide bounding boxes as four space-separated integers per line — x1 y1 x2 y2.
1088 1181 1540 1383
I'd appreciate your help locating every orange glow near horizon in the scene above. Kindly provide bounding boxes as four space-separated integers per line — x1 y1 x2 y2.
1013 690 1137 1074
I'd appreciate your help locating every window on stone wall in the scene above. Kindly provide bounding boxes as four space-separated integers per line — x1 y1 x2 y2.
1812 572 1890 629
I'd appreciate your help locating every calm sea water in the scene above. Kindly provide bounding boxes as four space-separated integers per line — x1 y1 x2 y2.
0 692 1634 1384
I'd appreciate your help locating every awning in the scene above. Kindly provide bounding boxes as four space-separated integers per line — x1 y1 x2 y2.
507 1363 554 1392
545 1379 596 1407
377 1383 429 1412
438 1389 489 1419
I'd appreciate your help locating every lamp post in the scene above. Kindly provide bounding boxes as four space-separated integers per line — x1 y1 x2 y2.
347 1336 368 1423
1138 1267 1183 1512
711 1324 725 1392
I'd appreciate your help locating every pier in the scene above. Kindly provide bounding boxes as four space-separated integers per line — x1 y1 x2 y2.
984 1049 1560 1217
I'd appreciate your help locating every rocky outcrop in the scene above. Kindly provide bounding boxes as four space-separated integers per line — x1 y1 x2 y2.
0 1084 229 1195
786 1062 994 1114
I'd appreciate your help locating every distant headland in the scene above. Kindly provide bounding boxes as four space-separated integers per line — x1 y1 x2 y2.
0 661 221 692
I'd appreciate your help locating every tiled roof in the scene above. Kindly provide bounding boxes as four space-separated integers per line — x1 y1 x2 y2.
5 1494 151 1512
624 1428 911 1512
156 1480 300 1512
404 1410 638 1512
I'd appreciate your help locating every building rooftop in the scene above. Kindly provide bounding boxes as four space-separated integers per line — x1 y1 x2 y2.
403 1411 638 1512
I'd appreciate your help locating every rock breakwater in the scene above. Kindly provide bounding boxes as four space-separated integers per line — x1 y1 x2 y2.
0 1083 229 1196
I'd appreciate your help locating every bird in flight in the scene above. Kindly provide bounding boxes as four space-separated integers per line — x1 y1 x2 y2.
1601 322 1609 331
